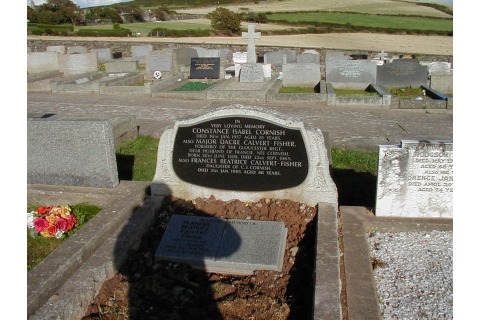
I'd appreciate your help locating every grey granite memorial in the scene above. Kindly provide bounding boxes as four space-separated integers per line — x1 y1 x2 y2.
46 45 66 54
67 46 88 54
104 60 138 73
155 214 287 275
376 59 428 87
91 48 113 63
297 51 320 64
27 118 119 188
28 52 60 74
58 52 98 76
239 24 265 83
326 58 377 89
145 51 173 78
264 50 297 67
282 62 320 87
376 140 453 218
151 105 337 207
131 45 153 63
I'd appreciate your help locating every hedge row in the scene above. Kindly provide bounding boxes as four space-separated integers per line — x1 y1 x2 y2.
148 28 211 37
75 28 132 37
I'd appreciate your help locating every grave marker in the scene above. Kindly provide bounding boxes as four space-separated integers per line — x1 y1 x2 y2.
27 118 119 188
151 106 337 206
326 59 377 87
58 52 98 76
282 63 320 87
376 59 428 87
155 214 287 275
190 57 220 79
376 140 453 218
242 23 261 63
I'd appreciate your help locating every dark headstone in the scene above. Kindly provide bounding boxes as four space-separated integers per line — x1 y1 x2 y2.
376 59 428 87
189 57 220 79
172 116 308 191
113 52 122 59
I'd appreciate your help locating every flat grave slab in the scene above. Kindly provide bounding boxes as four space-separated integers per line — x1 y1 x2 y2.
155 214 287 275
376 140 453 218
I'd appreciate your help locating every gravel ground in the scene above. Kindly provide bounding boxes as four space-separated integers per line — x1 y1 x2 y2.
367 231 453 319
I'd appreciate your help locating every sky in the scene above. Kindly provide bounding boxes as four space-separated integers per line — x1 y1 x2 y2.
27 0 132 8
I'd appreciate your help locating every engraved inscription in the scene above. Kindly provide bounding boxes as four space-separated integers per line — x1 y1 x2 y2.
172 117 309 191
408 144 453 193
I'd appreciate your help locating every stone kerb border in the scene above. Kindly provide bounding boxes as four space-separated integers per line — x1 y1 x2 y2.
151 105 337 207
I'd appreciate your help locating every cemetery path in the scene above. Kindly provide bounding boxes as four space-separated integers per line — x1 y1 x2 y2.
27 93 453 151
28 33 452 55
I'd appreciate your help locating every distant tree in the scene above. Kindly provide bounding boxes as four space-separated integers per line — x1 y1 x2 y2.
207 7 241 36
36 0 82 25
27 6 38 23
36 10 63 24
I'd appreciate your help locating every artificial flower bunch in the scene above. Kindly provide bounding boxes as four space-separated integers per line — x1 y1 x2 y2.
27 205 77 239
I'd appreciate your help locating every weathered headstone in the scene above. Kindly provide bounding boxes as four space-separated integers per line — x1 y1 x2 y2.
46 45 66 54
173 47 198 67
190 57 220 79
67 46 88 54
27 118 119 188
151 105 337 207
326 59 377 87
58 52 98 76
146 51 173 74
376 59 428 87
131 45 153 62
297 52 320 64
233 52 248 64
282 63 320 87
91 48 113 62
239 63 265 83
376 140 453 218
104 60 138 73
28 52 60 74
264 50 297 67
155 214 287 275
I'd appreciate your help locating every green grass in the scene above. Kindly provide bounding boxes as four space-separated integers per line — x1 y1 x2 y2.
388 86 425 98
174 81 216 91
77 21 211 35
266 12 453 32
331 148 378 207
279 86 316 93
334 89 378 96
116 135 159 181
27 203 102 271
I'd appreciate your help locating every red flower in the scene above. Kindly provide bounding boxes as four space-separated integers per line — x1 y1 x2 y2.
55 218 68 231
34 217 49 233
65 215 77 231
36 206 51 215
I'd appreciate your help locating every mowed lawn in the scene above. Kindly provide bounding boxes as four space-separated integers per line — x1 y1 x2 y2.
267 12 453 32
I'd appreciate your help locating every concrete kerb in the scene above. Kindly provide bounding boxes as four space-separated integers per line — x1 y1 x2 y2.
27 181 164 319
340 206 453 320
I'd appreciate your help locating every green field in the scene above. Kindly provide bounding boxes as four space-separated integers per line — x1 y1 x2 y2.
77 21 211 35
267 12 453 32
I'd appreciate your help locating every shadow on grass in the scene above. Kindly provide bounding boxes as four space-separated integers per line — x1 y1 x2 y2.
116 154 135 181
331 168 378 208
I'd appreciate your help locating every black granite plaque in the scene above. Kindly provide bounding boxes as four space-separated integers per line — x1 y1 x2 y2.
189 57 220 79
172 117 309 191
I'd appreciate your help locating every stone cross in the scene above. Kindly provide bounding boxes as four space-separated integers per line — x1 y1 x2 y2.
242 24 261 63
379 50 388 61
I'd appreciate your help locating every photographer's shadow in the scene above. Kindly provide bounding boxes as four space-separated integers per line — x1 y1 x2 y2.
113 196 241 320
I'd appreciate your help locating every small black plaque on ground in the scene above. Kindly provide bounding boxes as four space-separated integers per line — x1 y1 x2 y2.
189 57 220 79
155 214 287 275
172 116 309 191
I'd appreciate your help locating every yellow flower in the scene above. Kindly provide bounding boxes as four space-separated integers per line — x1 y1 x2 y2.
50 206 72 218
46 214 58 225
